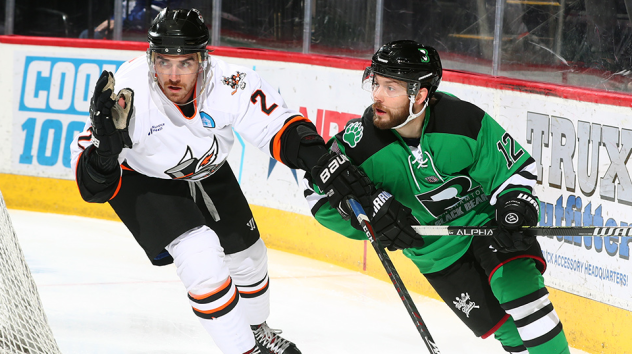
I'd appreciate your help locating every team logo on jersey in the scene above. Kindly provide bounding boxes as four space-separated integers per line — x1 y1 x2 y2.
416 176 474 217
222 71 247 95
164 137 225 180
343 122 364 148
453 293 479 318
200 111 216 128
420 178 489 225
425 176 440 183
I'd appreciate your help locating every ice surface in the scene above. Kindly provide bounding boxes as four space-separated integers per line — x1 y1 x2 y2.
9 210 589 354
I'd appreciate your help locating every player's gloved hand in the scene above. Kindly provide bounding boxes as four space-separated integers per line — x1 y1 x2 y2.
370 190 424 251
492 191 539 253
311 152 374 230
89 70 134 173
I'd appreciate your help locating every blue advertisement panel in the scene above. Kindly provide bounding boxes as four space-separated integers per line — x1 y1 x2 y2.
12 55 126 179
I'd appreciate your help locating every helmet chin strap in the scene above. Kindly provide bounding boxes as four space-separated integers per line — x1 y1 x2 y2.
391 95 428 130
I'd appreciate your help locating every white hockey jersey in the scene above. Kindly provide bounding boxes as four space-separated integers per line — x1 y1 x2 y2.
71 55 303 182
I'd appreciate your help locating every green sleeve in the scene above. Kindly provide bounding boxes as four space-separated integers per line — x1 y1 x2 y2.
469 113 535 196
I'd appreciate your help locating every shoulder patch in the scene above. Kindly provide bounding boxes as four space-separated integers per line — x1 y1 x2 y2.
331 106 398 166
200 111 216 128
221 71 247 95
343 121 364 147
427 93 485 140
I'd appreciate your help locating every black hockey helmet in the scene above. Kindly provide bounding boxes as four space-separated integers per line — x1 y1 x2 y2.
147 8 209 56
363 40 442 97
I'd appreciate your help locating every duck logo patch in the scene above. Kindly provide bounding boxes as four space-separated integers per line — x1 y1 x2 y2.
222 71 247 95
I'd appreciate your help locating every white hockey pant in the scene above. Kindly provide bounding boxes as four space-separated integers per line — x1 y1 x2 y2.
166 226 270 354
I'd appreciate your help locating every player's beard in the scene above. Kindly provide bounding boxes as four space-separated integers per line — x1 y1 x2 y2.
372 102 409 130
158 75 197 105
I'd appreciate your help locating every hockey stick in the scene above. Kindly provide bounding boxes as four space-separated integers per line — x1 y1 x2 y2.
411 225 632 237
346 198 441 354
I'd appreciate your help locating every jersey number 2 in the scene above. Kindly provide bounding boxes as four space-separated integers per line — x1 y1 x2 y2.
497 132 524 169
250 90 278 115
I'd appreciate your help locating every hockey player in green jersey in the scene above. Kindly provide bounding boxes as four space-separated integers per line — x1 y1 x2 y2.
306 40 571 354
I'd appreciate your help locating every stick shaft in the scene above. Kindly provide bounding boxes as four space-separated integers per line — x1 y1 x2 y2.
411 225 632 237
347 199 441 354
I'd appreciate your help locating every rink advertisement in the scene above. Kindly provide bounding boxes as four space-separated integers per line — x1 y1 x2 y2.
442 84 632 312
526 110 631 311
1 41 630 315
10 52 127 180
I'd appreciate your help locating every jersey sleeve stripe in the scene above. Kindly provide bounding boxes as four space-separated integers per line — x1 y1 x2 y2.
74 150 85 189
489 159 537 204
271 115 310 162
109 173 123 200
77 129 93 151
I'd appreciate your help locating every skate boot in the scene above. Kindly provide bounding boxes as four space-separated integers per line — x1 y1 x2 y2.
251 322 302 354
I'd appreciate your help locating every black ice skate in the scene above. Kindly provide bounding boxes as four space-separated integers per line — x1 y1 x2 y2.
251 322 302 354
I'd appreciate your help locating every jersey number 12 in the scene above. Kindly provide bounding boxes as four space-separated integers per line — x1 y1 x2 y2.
497 132 524 169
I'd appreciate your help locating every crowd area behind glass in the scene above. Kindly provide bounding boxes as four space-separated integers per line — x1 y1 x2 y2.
2 0 631 94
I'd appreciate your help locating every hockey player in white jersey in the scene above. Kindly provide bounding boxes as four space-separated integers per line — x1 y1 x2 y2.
70 7 377 354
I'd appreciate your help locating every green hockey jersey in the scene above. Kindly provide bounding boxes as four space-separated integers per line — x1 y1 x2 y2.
304 92 538 273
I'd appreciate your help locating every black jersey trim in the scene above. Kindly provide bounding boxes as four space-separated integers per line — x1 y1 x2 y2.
332 106 399 166
425 92 485 140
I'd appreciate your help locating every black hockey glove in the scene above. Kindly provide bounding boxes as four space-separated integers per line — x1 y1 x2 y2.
311 152 374 230
492 191 539 253
89 70 134 173
370 190 424 251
